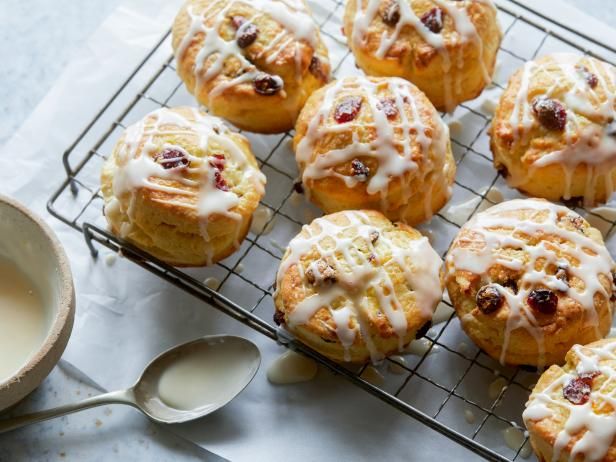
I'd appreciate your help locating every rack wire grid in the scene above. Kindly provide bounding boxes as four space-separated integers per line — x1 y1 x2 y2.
47 1 616 460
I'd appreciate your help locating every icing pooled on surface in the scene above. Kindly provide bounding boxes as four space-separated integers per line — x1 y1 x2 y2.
446 199 615 366
275 210 443 363
523 339 616 462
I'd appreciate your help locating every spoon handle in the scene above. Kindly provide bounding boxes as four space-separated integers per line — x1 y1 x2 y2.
0 389 136 434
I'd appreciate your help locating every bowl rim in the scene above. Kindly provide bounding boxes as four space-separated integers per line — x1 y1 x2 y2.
0 194 75 389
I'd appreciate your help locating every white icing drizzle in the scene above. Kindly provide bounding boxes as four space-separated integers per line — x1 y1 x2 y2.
507 54 616 206
502 426 528 457
107 107 265 264
175 0 324 98
523 339 616 461
266 350 318 384
350 0 496 112
446 199 615 366
296 76 450 223
275 211 442 363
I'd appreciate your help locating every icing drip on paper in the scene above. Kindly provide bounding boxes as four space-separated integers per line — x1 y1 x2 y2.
507 54 616 206
108 107 265 264
175 0 324 98
523 339 616 461
351 0 497 112
275 211 442 363
296 76 450 223
446 199 615 366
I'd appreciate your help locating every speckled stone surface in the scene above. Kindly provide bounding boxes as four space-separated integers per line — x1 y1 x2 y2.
0 0 122 146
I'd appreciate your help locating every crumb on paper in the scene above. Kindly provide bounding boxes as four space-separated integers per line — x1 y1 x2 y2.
105 253 117 266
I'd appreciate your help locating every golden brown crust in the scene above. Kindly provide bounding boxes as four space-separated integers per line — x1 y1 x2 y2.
445 199 614 367
525 338 616 462
293 76 455 226
274 210 444 363
491 53 616 205
343 0 501 111
100 106 265 266
172 0 330 133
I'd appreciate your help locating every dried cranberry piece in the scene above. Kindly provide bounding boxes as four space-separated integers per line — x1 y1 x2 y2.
563 377 591 405
563 372 599 405
236 22 259 48
209 153 225 171
502 278 519 294
209 154 229 191
421 8 444 34
351 159 370 181
154 148 190 170
309 56 327 80
527 288 558 314
334 96 363 124
532 97 567 131
476 285 504 314
213 171 229 191
273 310 285 326
231 16 246 29
576 65 598 89
253 73 282 95
377 97 398 119
293 181 304 194
381 1 400 26
415 320 433 339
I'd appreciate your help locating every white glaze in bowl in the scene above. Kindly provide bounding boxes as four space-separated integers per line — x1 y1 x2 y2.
0 195 75 411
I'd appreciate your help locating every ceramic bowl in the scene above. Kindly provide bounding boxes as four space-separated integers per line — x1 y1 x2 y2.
0 195 75 411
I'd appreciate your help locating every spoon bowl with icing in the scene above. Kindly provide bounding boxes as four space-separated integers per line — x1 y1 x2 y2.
0 335 260 433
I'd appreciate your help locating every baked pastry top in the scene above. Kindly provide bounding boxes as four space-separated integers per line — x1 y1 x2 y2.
524 338 616 462
274 209 443 363
343 0 501 112
445 198 615 367
294 75 454 226
491 53 616 207
172 0 330 133
101 106 266 266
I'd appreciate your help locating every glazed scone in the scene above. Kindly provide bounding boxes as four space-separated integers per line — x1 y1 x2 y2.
491 53 616 207
172 0 330 134
445 198 615 367
343 0 501 112
524 338 616 462
273 210 443 363
294 76 455 226
101 107 266 267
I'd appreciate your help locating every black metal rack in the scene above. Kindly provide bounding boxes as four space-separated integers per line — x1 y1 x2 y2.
47 1 616 460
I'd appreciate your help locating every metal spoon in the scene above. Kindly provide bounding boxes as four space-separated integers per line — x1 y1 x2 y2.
0 335 260 433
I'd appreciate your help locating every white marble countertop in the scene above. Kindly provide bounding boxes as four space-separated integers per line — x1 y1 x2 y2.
1 1 616 461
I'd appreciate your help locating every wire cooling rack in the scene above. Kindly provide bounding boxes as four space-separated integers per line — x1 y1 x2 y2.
47 1 616 460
